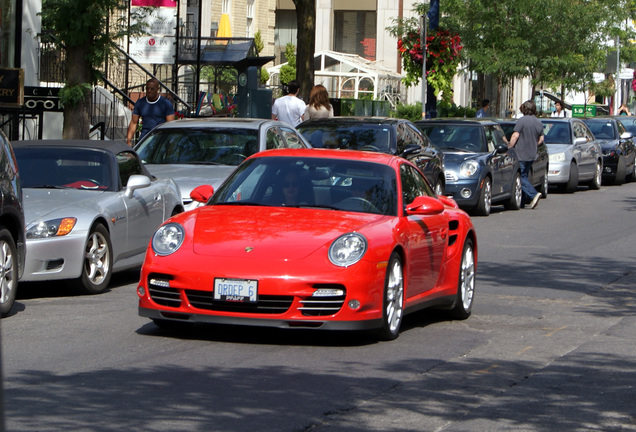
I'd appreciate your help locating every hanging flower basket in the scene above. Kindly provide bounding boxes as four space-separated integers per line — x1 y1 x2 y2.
397 28 462 102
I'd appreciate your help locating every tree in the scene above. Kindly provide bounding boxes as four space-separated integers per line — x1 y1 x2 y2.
279 43 297 86
40 0 147 139
292 0 315 101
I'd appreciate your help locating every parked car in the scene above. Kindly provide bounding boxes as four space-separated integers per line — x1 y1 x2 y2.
0 131 25 316
582 117 636 184
138 148 477 341
612 115 636 136
13 140 183 294
297 117 446 195
540 118 603 192
135 118 311 210
493 117 550 198
415 118 523 216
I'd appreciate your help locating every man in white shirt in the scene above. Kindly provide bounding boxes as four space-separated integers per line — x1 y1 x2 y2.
272 80 306 126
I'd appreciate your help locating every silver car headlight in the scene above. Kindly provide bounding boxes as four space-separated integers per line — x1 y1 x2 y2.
152 223 185 256
328 233 367 267
460 160 480 177
26 217 77 239
549 152 566 162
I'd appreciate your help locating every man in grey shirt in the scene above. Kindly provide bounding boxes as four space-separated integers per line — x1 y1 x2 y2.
509 100 544 209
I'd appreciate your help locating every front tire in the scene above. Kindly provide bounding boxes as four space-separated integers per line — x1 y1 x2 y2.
77 224 113 294
449 238 475 320
539 171 549 199
0 228 18 317
565 162 579 193
434 177 445 196
472 177 492 216
504 172 522 210
376 252 404 341
614 157 626 185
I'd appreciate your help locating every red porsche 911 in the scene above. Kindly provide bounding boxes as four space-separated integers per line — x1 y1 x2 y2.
137 148 477 340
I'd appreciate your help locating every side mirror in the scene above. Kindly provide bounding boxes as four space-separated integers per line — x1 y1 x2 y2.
620 131 633 140
405 195 445 215
124 175 151 198
574 137 588 145
495 144 508 154
190 184 214 203
402 143 422 158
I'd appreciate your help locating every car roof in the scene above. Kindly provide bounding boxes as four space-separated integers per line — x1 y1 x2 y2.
248 147 404 164
415 118 500 126
12 139 131 154
153 117 278 130
299 116 404 126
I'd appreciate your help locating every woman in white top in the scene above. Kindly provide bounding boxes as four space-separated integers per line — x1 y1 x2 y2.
303 85 334 120
551 101 567 117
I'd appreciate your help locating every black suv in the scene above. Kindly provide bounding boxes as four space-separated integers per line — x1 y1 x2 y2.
0 130 25 316
297 117 446 195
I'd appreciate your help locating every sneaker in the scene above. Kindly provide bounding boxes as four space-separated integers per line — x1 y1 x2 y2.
530 193 541 209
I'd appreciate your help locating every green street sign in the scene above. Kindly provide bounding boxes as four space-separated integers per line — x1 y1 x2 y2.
572 105 597 117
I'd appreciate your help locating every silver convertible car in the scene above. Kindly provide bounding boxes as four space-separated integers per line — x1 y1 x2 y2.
135 118 310 210
13 140 183 294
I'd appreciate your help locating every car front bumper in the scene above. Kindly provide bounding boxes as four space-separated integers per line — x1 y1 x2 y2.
444 178 483 209
548 160 571 184
21 234 87 281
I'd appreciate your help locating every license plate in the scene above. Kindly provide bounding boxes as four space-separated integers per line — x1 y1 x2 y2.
214 278 258 303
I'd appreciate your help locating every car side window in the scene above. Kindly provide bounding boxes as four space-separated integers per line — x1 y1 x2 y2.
117 151 144 188
266 128 283 150
617 121 626 136
400 163 434 206
279 127 305 148
484 127 497 152
573 121 588 140
396 123 408 154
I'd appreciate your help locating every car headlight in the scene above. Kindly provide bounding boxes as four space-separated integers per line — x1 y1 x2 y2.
328 233 367 267
549 152 566 162
26 217 77 239
460 160 480 177
152 223 185 256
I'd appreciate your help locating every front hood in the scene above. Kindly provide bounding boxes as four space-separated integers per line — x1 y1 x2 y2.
443 152 482 168
145 164 236 198
189 206 386 260
23 188 106 225
597 139 618 151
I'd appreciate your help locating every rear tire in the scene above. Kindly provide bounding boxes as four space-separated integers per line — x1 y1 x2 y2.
0 228 18 317
376 252 404 341
449 237 475 320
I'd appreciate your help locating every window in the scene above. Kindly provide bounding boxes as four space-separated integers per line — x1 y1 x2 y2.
222 0 230 15
333 11 377 61
400 163 434 206
117 151 144 188
246 0 254 36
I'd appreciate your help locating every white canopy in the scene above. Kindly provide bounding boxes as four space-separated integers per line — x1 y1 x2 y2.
267 50 405 107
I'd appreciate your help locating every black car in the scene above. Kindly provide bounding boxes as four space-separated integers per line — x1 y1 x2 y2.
297 117 446 195
415 118 529 216
583 117 636 184
493 118 550 197
0 130 25 316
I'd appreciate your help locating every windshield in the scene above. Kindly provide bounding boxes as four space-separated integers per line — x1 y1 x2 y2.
136 127 259 165
418 124 486 152
584 121 616 140
14 147 113 191
542 121 571 144
298 124 392 153
210 156 398 216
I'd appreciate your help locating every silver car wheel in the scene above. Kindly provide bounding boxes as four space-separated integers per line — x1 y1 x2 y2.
0 230 17 316
377 253 404 340
85 231 110 285
459 241 475 310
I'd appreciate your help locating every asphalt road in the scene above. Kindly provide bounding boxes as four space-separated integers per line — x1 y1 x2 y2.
2 181 635 432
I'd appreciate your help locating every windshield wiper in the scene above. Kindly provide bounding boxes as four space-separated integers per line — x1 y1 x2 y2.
214 201 266 206
29 185 72 189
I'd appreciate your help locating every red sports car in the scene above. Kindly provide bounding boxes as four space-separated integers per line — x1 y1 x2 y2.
137 148 477 340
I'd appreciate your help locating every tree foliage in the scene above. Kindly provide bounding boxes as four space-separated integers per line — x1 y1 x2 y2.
40 0 148 138
280 43 297 86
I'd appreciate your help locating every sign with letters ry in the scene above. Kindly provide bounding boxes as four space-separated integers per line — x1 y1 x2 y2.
0 68 25 107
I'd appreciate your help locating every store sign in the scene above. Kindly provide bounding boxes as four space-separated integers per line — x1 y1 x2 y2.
130 2 177 64
0 68 24 107
24 87 63 112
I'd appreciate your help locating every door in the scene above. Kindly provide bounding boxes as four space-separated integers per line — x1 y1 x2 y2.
400 163 447 296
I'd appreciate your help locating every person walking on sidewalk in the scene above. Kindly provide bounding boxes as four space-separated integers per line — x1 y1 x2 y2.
127 78 175 146
272 80 306 126
508 100 544 209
